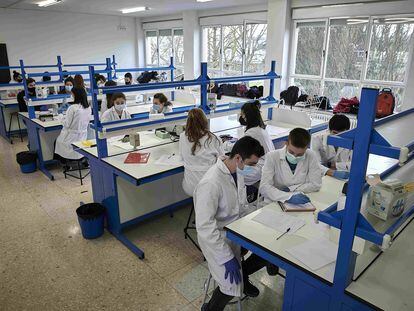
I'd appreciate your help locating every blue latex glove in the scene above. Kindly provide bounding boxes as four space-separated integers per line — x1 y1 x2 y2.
279 186 290 192
224 257 241 284
286 193 310 205
333 170 350 180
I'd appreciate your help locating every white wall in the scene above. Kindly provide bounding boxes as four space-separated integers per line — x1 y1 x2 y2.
0 8 137 73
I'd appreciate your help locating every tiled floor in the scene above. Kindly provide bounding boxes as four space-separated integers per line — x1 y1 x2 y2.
0 137 284 311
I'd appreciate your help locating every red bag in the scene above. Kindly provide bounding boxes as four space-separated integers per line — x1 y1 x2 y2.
333 97 360 114
376 88 395 118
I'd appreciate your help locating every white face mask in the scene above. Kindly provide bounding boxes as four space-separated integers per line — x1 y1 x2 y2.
114 103 126 112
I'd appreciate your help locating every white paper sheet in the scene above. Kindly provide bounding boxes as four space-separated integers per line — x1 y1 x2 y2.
286 238 338 271
155 154 184 166
266 125 290 137
252 208 306 234
110 140 134 151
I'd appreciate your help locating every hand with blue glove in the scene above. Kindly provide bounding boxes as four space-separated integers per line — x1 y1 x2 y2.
333 170 350 180
224 257 241 284
286 193 310 205
279 186 290 192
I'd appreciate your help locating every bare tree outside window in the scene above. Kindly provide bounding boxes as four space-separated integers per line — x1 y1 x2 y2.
222 25 243 74
245 23 267 74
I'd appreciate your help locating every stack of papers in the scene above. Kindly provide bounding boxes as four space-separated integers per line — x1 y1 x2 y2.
111 140 134 151
154 154 183 166
286 238 338 271
266 125 290 137
252 208 306 234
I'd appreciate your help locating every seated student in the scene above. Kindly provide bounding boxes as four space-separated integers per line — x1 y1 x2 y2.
124 72 133 85
58 77 75 114
95 74 106 87
55 87 91 161
12 70 23 83
260 128 322 204
100 80 117 116
17 78 37 112
101 93 131 122
74 74 86 90
150 93 173 114
312 114 352 180
179 108 224 197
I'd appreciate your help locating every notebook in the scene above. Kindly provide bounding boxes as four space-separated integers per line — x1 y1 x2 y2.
124 152 150 164
278 201 316 212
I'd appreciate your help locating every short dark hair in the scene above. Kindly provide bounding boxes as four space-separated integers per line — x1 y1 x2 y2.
71 87 89 109
64 77 74 85
26 78 35 85
111 92 126 102
124 72 132 79
42 72 51 82
241 101 265 130
288 128 311 148
154 93 168 104
105 80 118 109
329 114 350 132
230 136 265 160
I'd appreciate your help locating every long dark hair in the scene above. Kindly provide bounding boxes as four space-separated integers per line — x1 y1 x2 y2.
71 87 89 109
185 108 219 155
104 80 117 109
241 101 265 131
74 74 85 89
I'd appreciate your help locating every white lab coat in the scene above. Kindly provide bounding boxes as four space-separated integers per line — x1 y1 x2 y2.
259 146 322 202
312 132 352 175
179 132 224 197
100 97 109 117
55 104 91 160
101 106 131 123
194 157 251 297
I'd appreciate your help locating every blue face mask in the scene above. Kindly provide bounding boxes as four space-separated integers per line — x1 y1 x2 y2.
65 85 73 92
237 165 255 176
286 150 305 165
152 104 161 112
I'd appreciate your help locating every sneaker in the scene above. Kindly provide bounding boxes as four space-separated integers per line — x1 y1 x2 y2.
266 263 279 276
201 303 209 311
243 278 260 297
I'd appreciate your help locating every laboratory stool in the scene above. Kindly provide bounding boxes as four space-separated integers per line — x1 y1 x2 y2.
8 111 23 143
203 273 242 311
184 203 202 253
63 158 90 185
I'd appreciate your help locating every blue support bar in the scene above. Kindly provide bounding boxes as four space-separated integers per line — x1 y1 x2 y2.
65 62 107 67
88 66 108 158
267 60 277 101
112 55 117 79
200 62 208 113
20 59 35 119
99 79 202 94
105 58 112 81
57 56 63 82
170 56 175 101
0 65 21 70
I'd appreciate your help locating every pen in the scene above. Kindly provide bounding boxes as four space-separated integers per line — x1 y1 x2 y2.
276 228 291 240
168 153 175 159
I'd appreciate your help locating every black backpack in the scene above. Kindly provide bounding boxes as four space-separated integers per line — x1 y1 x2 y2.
137 71 158 84
246 86 263 99
280 86 299 107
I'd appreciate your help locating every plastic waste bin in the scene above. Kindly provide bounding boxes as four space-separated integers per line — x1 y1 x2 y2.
76 203 105 239
16 151 37 173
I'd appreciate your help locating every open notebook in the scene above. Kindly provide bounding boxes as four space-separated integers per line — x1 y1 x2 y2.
278 201 316 212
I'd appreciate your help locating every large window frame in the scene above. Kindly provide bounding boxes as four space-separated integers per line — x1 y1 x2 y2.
289 15 414 108
202 20 268 77
144 28 184 77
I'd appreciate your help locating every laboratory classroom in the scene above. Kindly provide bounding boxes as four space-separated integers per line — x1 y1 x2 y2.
1 0 414 311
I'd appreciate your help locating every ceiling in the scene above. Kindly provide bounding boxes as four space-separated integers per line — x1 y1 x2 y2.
0 0 268 17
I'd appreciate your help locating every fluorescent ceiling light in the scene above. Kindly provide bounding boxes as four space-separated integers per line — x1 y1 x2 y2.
37 0 62 7
197 0 214 2
322 3 364 8
121 7 149 14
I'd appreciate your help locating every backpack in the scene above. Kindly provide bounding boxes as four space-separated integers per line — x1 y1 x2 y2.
137 71 158 84
280 86 299 107
236 84 248 97
246 86 263 99
376 88 395 118
333 97 360 114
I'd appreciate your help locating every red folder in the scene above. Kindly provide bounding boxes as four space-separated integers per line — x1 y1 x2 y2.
124 152 150 164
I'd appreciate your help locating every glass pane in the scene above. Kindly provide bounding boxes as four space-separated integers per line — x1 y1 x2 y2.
202 26 221 72
222 25 243 74
324 81 360 105
294 21 326 76
145 31 158 66
244 23 267 74
173 29 184 67
366 17 414 82
293 78 321 96
326 18 368 80
362 84 405 111
159 29 173 66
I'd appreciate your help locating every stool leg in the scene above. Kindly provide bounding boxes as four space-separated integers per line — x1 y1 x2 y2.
17 114 23 142
237 297 242 311
203 274 212 304
8 113 13 144
78 160 83 186
184 205 194 238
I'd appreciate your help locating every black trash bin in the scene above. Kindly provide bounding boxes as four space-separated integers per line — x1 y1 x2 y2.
76 203 105 239
16 151 37 173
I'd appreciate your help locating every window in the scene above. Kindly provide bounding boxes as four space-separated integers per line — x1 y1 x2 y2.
202 22 267 77
144 28 184 78
290 16 414 108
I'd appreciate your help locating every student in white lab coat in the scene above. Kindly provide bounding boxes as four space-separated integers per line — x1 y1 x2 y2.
179 108 223 196
55 87 91 161
100 80 117 117
260 128 322 204
150 93 173 114
195 137 268 311
312 114 352 180
101 93 131 122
